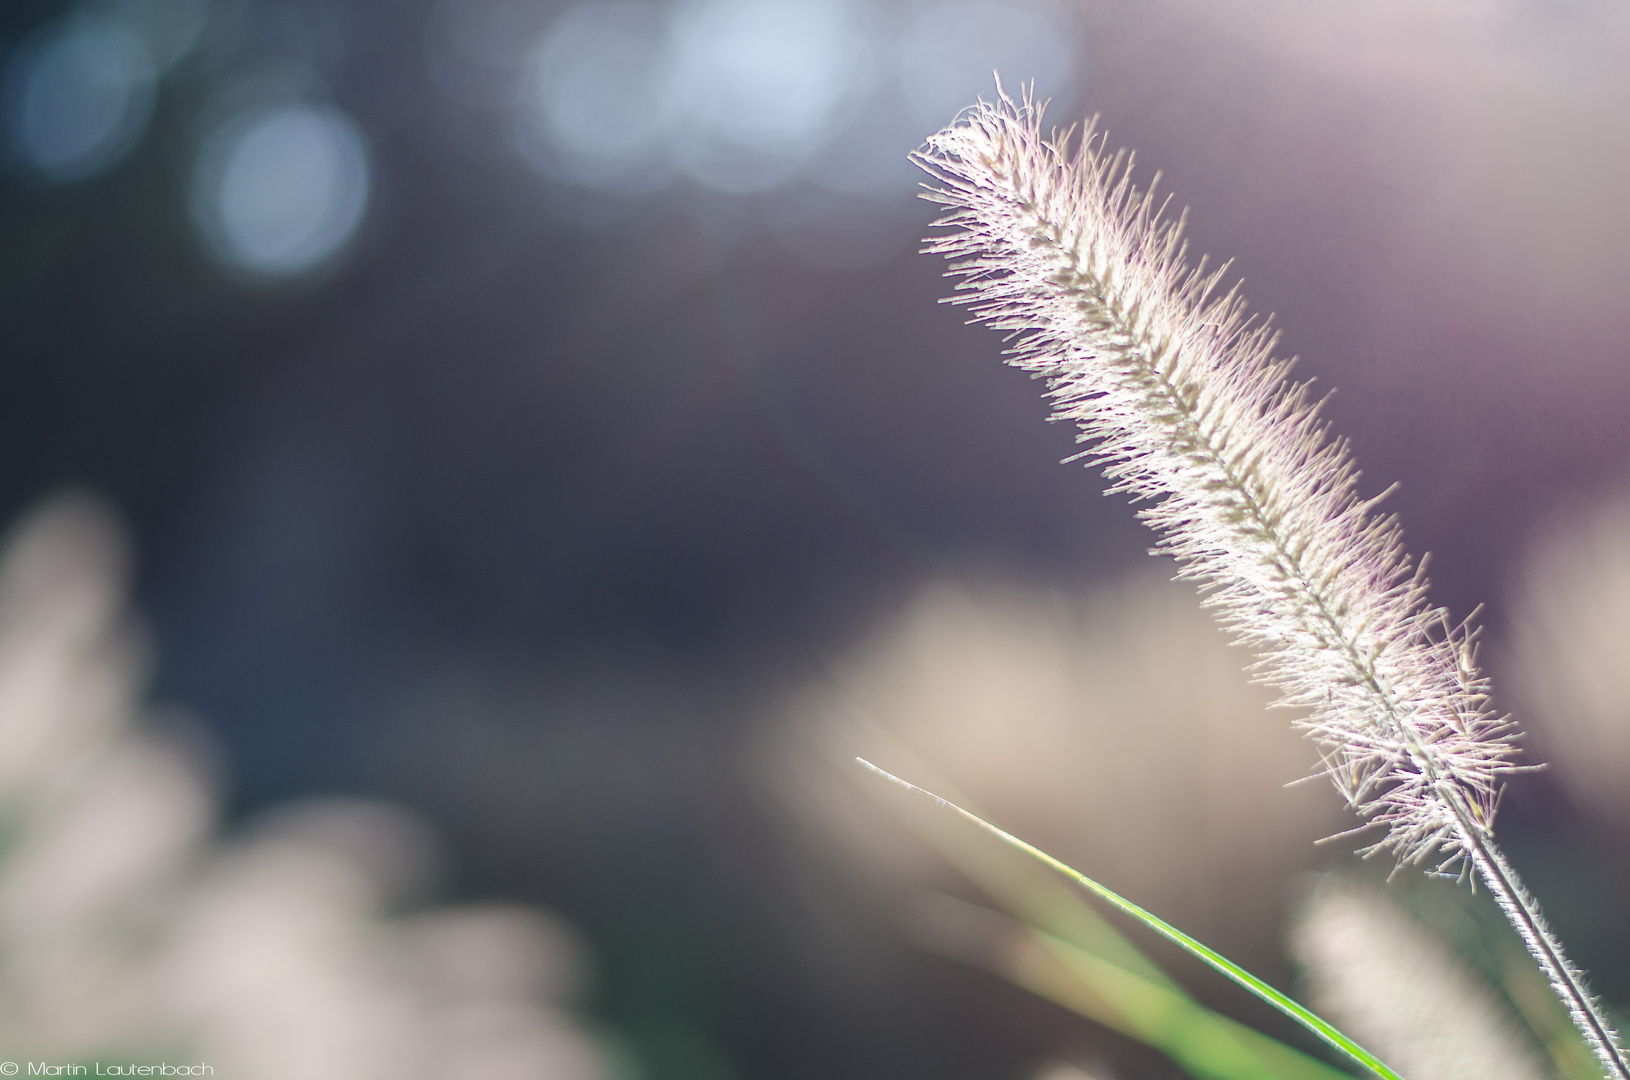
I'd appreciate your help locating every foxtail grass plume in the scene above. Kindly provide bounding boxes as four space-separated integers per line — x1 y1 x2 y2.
910 88 1628 1078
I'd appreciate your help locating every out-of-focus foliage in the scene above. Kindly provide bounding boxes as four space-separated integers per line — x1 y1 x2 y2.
767 572 1342 959
1289 877 1549 1080
756 572 1372 1078
0 493 621 1080
1506 488 1630 826
1288 868 1618 1080
887 811 1368 1080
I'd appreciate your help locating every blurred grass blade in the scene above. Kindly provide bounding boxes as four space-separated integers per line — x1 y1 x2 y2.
913 893 1357 1080
859 759 1406 1080
1032 927 1361 1080
846 730 1175 989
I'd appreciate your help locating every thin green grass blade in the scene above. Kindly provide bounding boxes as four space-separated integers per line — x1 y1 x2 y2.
859 759 1406 1080
1024 926 1359 1080
852 741 1177 988
916 891 1358 1079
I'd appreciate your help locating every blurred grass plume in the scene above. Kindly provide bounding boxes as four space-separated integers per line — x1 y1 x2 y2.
1506 488 1630 826
0 493 616 1080
1290 877 1549 1080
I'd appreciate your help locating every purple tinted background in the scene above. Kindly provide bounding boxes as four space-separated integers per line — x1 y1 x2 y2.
3 0 1628 1076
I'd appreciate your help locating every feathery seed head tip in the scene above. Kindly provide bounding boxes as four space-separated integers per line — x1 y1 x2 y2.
910 89 1523 872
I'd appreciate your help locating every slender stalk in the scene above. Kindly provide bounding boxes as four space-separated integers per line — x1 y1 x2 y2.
911 88 1630 1079
1459 820 1629 1080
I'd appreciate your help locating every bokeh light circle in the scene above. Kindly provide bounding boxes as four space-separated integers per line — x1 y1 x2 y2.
667 0 868 192
898 0 1077 131
1 15 157 183
500 0 1082 203
190 103 372 279
516 2 674 188
104 0 212 70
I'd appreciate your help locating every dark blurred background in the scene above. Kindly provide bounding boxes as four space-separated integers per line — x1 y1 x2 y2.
3 0 1630 1076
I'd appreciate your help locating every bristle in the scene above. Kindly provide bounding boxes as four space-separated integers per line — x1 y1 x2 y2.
912 90 1515 870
